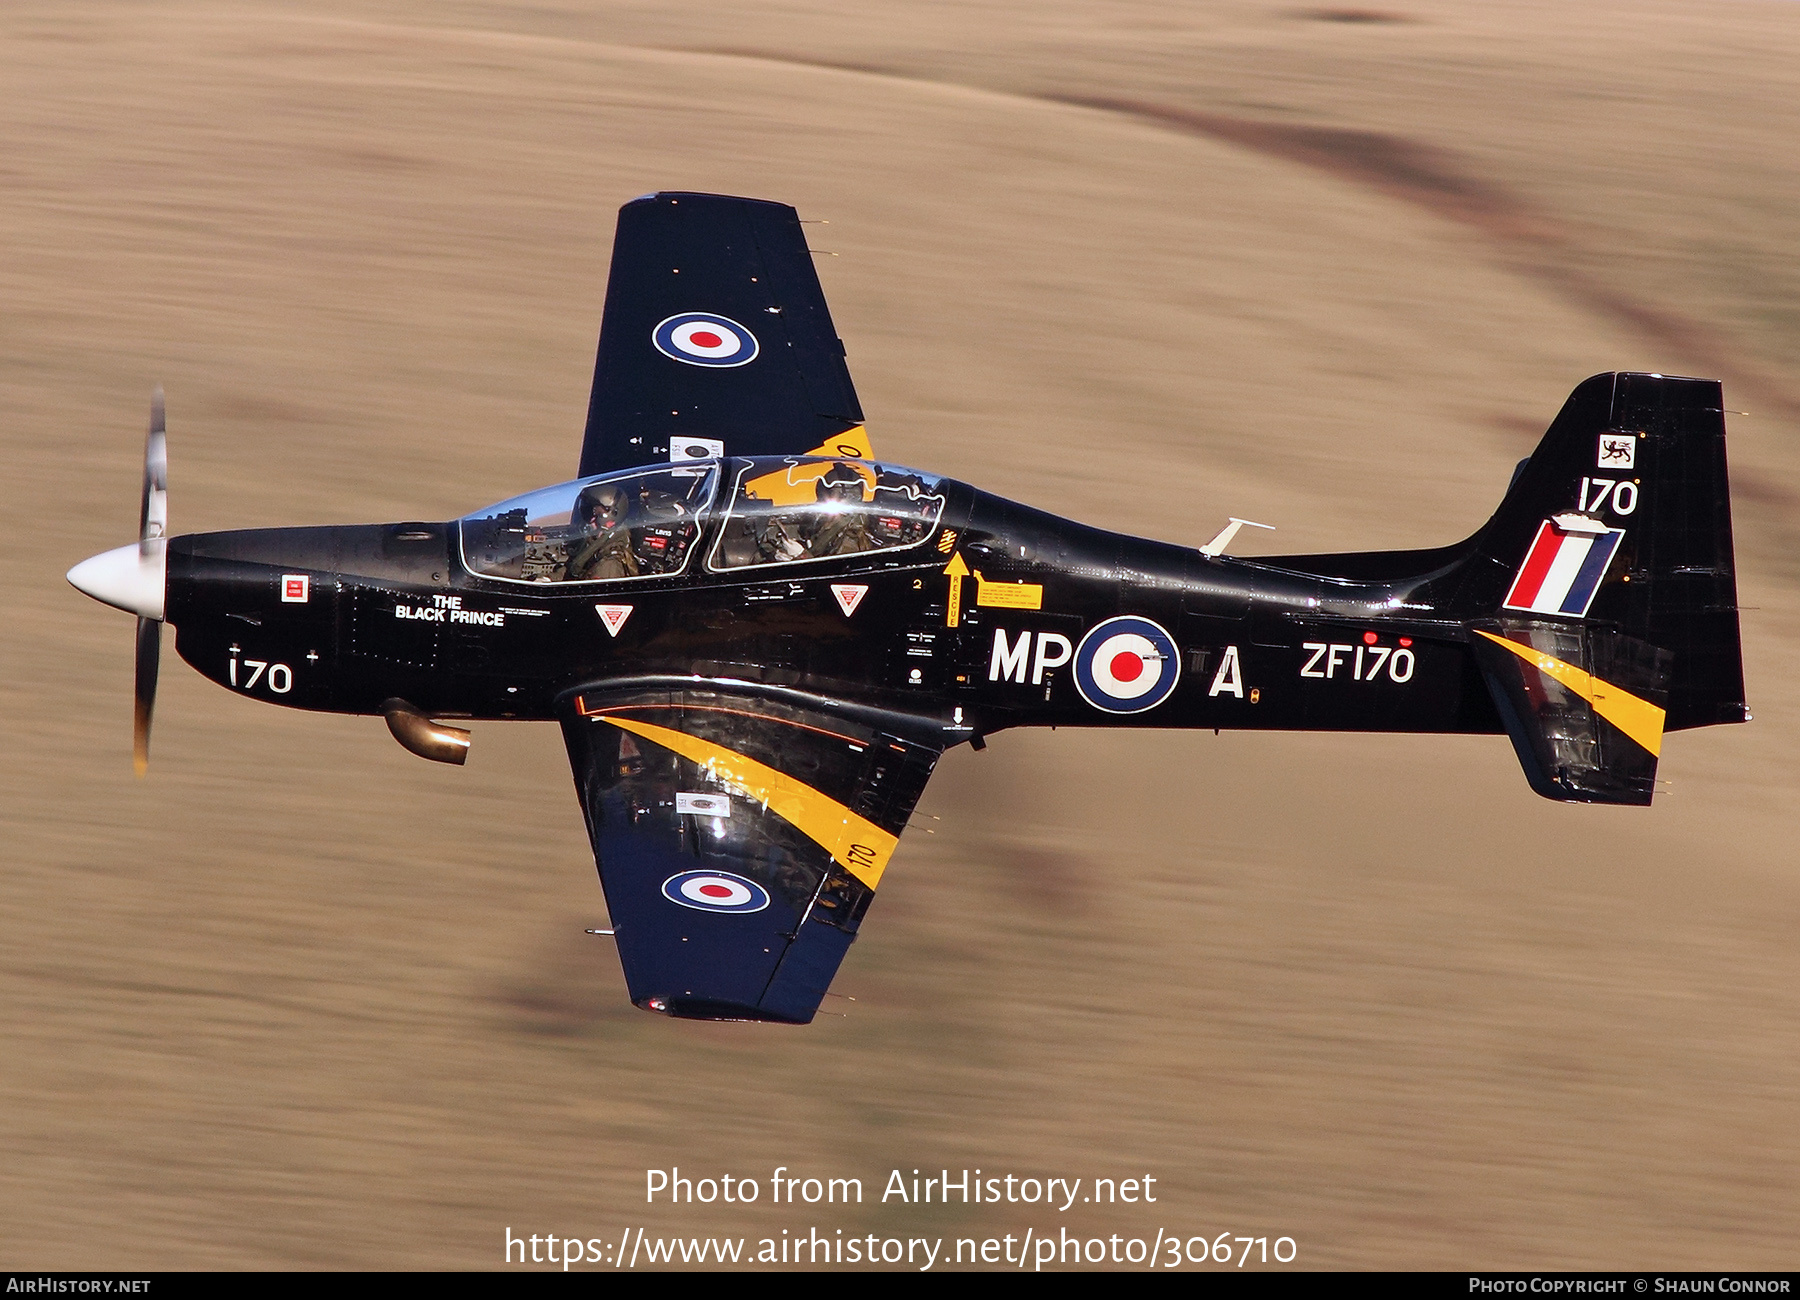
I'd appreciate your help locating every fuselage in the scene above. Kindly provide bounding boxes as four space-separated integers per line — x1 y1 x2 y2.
163 456 1505 742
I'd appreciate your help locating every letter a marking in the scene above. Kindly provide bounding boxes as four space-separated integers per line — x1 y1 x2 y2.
1209 644 1244 698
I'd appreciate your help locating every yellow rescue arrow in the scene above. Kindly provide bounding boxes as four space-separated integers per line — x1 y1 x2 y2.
943 552 970 627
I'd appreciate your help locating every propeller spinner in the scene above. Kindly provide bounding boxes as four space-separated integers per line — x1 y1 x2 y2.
66 389 169 775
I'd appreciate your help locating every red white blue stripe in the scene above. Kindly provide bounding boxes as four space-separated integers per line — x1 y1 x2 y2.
1503 520 1624 617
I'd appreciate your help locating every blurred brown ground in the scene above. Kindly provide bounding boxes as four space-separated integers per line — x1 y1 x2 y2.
4 0 1799 1269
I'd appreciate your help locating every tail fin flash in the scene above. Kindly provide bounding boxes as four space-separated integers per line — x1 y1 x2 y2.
1461 373 1746 802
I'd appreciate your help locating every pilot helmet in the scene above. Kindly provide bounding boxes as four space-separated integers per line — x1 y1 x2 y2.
814 464 865 508
576 482 631 530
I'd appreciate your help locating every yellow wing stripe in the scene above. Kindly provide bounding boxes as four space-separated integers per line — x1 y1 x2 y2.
1475 629 1666 757
596 715 898 890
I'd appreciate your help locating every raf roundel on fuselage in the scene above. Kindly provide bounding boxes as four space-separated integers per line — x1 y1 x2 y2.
1073 616 1182 714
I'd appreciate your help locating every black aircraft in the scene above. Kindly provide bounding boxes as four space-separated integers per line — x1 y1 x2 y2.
68 192 1749 1024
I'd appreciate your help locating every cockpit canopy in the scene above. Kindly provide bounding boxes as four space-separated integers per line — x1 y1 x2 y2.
459 464 718 585
709 456 946 571
457 457 947 584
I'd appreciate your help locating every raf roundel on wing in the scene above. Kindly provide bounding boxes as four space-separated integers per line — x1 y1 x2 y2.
661 870 771 914
1073 615 1182 714
652 312 760 368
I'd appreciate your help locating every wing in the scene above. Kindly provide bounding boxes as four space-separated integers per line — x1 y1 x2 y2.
559 685 945 1023
578 192 869 478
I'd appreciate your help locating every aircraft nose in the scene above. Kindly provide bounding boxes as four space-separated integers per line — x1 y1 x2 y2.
67 541 166 621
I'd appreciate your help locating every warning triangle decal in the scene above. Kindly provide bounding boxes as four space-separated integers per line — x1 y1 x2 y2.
831 584 869 617
595 604 633 637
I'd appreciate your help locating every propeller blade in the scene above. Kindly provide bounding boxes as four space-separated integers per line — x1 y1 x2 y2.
135 389 165 775
133 615 161 777
140 386 166 556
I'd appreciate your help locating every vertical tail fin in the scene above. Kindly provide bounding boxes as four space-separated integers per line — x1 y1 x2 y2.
1456 373 1747 803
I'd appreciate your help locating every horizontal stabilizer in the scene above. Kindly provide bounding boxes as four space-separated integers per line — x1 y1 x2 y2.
1471 621 1672 805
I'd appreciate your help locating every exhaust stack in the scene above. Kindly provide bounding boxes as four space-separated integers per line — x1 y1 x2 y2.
382 698 472 765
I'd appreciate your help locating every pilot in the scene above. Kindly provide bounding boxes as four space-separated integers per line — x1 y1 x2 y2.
807 464 874 557
632 480 686 522
564 482 639 580
755 513 808 564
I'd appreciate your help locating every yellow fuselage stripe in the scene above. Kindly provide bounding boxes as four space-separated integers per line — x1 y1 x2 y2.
1475 629 1666 757
596 715 898 890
